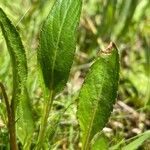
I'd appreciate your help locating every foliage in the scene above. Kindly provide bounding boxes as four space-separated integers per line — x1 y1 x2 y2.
0 7 33 149
0 0 150 149
36 0 82 149
77 43 119 150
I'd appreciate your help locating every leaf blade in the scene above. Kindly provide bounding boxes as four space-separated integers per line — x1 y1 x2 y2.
91 133 109 150
0 8 34 146
38 0 82 94
77 42 119 150
122 131 150 150
0 8 27 104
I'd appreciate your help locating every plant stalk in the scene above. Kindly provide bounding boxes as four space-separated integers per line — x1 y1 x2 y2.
0 82 18 150
35 90 54 150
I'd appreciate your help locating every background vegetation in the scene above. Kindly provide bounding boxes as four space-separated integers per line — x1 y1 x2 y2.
0 0 150 149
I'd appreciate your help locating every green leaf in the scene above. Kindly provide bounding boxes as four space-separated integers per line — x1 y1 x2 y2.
0 7 27 109
91 133 109 150
110 139 124 150
36 1 82 149
38 0 82 94
77 42 119 150
0 8 34 147
16 89 34 149
122 131 150 150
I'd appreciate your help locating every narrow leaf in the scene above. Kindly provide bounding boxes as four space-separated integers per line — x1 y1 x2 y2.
0 8 34 146
110 139 124 150
16 89 34 148
77 42 119 150
122 131 150 150
38 0 82 94
0 8 27 109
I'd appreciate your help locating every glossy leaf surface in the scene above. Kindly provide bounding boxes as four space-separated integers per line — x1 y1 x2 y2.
77 42 119 150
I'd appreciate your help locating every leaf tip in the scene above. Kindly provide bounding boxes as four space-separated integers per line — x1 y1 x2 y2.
98 42 117 55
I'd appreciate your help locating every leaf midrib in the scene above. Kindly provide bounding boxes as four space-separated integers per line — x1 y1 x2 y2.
50 0 72 89
83 70 105 150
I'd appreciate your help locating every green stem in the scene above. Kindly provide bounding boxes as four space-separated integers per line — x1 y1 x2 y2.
35 90 54 150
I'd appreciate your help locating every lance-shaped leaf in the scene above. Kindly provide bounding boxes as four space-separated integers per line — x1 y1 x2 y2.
38 0 82 93
0 8 27 108
0 8 34 146
122 131 150 150
77 42 119 150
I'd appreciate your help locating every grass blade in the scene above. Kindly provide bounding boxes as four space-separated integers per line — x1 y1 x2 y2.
122 131 150 150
